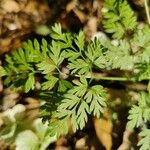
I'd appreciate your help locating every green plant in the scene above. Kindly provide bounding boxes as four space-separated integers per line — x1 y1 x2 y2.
0 104 56 150
1 0 150 149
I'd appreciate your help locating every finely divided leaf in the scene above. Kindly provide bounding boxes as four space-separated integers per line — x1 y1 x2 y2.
138 129 150 150
127 105 143 129
24 73 35 93
42 75 58 90
103 0 137 39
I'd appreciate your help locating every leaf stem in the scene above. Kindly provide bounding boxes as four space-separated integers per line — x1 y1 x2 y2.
90 75 136 82
74 73 136 82
144 0 150 25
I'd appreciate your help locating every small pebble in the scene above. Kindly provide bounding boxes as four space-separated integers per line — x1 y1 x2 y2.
75 138 86 149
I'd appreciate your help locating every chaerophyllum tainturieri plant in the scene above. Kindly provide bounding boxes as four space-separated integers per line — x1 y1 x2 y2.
1 0 150 149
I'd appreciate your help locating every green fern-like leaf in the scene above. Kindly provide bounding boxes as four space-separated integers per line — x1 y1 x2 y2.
132 25 150 63
85 85 107 118
137 64 150 81
49 118 69 137
41 75 58 90
2 18 150 150
138 129 150 150
0 66 6 77
51 23 73 49
24 73 35 93
103 0 137 39
68 59 90 75
127 92 150 130
105 40 134 70
75 30 85 51
55 77 107 132
127 105 143 129
85 39 106 69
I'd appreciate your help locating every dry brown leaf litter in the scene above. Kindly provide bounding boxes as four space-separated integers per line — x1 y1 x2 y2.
0 0 50 54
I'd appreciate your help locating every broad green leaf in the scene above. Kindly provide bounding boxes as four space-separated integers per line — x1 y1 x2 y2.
15 130 39 150
33 119 56 150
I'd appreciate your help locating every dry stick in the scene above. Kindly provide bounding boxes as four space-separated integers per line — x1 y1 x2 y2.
25 103 40 110
117 127 132 150
144 0 150 25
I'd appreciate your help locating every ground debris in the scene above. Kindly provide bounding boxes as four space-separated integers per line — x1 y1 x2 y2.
0 0 51 54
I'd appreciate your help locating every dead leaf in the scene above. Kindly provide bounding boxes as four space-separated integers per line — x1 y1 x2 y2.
73 8 86 23
117 128 132 150
0 37 22 54
56 136 67 146
0 0 51 53
25 97 40 119
93 112 113 150
23 0 38 15
131 0 144 6
84 17 98 39
2 89 20 110
66 0 77 12
55 146 70 150
1 0 20 13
